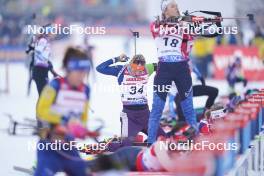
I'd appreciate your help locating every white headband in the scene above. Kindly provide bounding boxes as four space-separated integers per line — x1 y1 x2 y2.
161 0 176 12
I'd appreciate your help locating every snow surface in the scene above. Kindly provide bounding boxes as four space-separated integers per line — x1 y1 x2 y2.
0 36 263 176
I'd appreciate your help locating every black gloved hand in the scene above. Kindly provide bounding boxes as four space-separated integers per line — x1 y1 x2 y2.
115 54 129 63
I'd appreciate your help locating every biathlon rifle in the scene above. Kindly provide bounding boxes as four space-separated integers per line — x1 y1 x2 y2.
1 113 104 142
158 10 254 24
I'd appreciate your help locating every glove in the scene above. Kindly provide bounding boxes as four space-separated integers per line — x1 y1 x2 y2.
115 54 129 63
67 122 87 139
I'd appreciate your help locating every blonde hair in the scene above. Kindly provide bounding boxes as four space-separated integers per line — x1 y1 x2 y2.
130 54 146 64
161 0 176 19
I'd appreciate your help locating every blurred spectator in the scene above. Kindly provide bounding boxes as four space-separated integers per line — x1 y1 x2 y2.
227 34 238 45
192 38 216 78
251 26 264 61
216 35 225 45
216 34 238 46
0 0 148 46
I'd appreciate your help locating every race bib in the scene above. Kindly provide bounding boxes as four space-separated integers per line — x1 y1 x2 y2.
153 23 194 60
120 69 148 105
34 38 51 67
155 26 184 58
52 89 87 120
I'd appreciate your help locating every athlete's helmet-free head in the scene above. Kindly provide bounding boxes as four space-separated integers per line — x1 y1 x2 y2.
234 57 242 67
161 0 180 19
129 54 146 74
62 47 91 87
63 47 91 71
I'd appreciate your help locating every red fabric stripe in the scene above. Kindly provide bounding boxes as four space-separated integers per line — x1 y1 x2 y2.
136 151 144 171
150 22 159 39
59 77 85 91
181 34 188 58
58 77 65 85
150 146 156 156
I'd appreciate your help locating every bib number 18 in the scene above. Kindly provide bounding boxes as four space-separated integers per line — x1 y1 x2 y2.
163 37 179 47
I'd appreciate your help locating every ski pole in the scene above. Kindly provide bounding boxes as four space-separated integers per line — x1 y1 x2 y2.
129 29 139 55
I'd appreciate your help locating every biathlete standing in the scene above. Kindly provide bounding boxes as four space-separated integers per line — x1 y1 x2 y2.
32 25 59 96
148 0 222 144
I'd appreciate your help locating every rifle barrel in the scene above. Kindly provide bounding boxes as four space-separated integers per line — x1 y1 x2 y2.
222 17 249 20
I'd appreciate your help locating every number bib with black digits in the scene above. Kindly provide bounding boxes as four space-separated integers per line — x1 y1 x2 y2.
120 68 148 105
154 21 195 62
155 33 183 58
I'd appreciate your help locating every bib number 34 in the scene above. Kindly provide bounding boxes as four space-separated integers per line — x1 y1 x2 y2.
129 85 144 95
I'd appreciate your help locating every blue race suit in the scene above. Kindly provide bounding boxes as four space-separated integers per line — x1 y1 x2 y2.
147 21 197 144
96 58 166 150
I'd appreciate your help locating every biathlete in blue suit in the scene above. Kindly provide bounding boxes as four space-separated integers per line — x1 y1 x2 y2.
96 54 166 151
147 0 222 144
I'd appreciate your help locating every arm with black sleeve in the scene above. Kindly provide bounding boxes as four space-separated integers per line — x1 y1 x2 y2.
48 61 60 78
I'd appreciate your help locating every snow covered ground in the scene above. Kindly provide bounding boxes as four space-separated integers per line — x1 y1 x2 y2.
0 36 263 176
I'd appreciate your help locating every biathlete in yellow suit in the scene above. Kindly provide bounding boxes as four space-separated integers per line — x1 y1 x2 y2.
34 47 98 176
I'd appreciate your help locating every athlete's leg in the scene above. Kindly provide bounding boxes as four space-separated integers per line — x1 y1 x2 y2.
173 62 197 129
87 147 142 172
63 148 87 176
121 109 145 147
193 85 219 109
108 110 143 151
140 108 166 137
227 77 236 91
174 93 185 121
34 141 63 176
242 78 248 87
235 77 248 87
32 67 49 95
147 63 172 144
